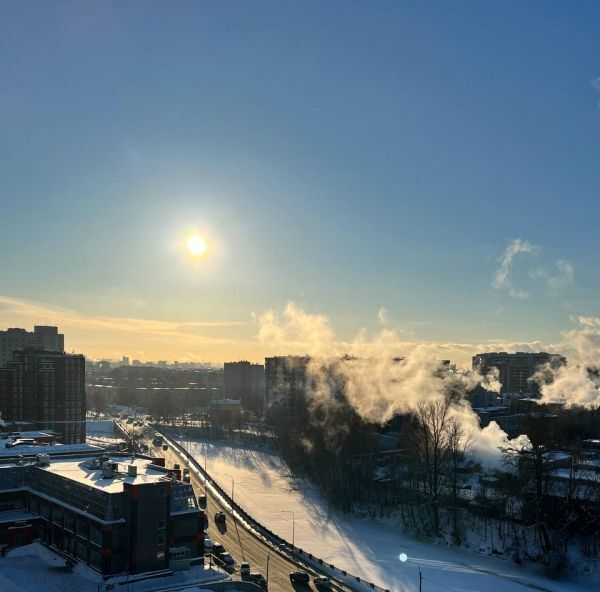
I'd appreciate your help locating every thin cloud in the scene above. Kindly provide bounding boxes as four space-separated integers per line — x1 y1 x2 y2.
530 259 574 291
377 307 389 325
492 238 538 294
493 239 573 299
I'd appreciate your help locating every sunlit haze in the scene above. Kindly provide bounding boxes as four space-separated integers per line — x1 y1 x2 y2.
1 2 599 364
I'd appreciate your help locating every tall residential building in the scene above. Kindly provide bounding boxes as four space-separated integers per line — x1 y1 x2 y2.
472 351 566 394
0 349 86 443
224 360 265 414
0 325 64 366
264 356 311 421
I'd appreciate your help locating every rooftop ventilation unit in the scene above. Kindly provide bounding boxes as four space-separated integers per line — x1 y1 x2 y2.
102 461 118 479
127 464 138 477
36 454 50 467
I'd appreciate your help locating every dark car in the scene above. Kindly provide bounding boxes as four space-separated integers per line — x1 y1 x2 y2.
314 576 332 589
249 573 267 589
214 510 226 524
198 494 207 508
212 542 225 556
289 571 310 584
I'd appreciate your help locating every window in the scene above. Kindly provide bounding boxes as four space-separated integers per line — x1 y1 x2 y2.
76 541 87 561
52 508 63 526
89 524 102 546
65 514 75 532
89 548 101 568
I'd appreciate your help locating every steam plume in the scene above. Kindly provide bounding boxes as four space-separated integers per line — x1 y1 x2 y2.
258 302 527 469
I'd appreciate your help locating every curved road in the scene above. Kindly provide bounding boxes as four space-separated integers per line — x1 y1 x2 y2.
133 426 359 592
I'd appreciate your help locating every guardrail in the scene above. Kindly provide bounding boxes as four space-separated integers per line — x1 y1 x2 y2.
160 430 392 592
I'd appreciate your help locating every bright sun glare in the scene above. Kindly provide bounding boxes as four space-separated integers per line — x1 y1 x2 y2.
187 235 208 257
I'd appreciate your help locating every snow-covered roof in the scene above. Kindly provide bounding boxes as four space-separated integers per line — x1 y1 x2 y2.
38 457 172 493
0 440 102 458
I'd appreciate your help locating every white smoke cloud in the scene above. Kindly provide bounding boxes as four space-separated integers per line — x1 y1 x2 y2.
469 420 531 471
258 302 525 468
534 316 600 408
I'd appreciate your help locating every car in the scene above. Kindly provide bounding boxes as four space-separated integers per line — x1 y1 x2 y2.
249 573 267 589
198 494 207 508
214 511 226 523
203 537 214 553
219 552 236 572
211 542 225 556
314 576 332 589
240 561 251 577
289 571 310 584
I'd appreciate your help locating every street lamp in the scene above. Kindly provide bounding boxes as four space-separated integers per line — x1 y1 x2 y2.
266 549 272 588
223 473 235 502
280 510 295 546
399 553 422 592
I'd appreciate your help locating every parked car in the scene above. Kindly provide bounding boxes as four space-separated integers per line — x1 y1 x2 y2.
203 537 214 554
198 494 207 508
240 561 251 578
249 573 267 589
214 511 226 524
219 552 236 572
289 571 310 584
211 542 225 556
314 576 332 589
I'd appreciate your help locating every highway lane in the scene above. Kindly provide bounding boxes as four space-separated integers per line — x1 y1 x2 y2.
157 438 315 591
134 427 358 592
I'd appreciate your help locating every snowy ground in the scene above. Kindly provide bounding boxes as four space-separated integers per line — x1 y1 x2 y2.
0 542 102 592
180 437 599 592
0 542 226 592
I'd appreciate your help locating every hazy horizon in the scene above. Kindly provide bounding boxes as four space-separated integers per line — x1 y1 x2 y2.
2 2 600 365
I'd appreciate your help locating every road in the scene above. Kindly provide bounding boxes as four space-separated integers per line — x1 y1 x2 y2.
130 426 357 592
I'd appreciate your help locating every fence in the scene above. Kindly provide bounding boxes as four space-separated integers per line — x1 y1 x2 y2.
97 563 234 592
161 430 392 592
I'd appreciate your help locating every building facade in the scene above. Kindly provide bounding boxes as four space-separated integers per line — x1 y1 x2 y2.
0 349 86 443
223 361 264 414
264 356 311 423
0 326 64 367
472 352 566 394
0 451 203 576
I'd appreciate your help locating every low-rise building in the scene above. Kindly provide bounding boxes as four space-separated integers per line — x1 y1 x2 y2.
0 448 204 576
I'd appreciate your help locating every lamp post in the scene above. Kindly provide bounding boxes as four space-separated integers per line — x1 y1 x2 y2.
280 510 295 546
223 473 235 503
204 447 208 495
399 553 422 592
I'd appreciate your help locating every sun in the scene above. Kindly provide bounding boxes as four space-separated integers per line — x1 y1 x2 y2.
187 234 208 257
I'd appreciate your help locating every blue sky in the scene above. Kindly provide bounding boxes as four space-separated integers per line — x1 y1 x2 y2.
1 1 599 362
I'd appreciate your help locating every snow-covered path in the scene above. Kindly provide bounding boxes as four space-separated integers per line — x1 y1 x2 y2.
180 437 599 592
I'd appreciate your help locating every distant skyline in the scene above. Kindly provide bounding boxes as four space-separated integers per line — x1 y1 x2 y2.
2 2 600 365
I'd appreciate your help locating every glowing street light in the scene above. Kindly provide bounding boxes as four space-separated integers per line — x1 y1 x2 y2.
399 553 423 592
